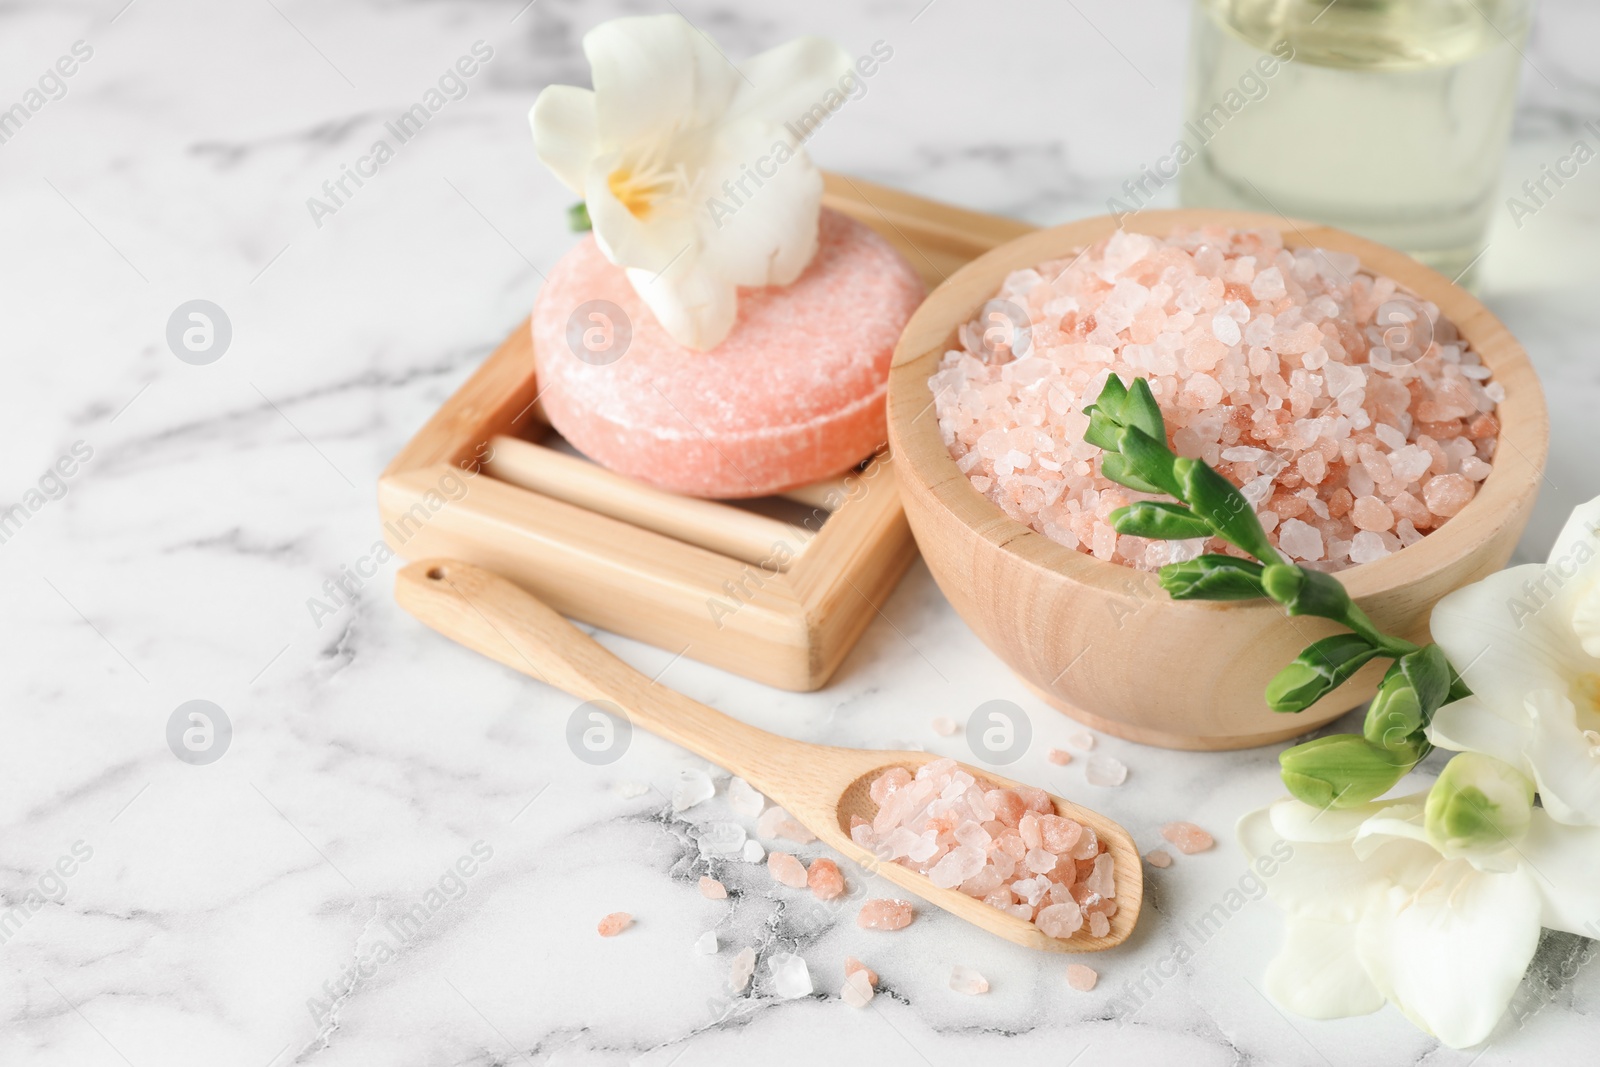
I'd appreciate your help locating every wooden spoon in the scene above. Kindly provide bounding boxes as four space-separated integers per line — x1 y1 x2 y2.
396 559 1142 952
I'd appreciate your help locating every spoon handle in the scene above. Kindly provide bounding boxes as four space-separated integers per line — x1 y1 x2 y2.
395 559 813 789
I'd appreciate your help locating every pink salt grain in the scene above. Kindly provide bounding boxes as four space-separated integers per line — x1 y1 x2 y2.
858 899 915 931
768 852 809 889
1145 849 1173 868
1160 822 1214 854
841 969 875 1007
698 876 728 899
930 227 1500 572
597 912 633 937
534 209 924 499
1066 964 1099 991
807 858 846 900
1047 748 1073 766
845 956 879 987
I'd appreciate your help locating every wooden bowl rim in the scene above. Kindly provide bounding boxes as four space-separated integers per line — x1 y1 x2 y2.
887 208 1548 603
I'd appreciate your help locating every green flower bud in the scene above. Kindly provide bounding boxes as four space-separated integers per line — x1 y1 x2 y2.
568 201 592 232
1363 666 1425 750
1425 753 1534 855
1265 633 1383 713
1116 426 1183 498
1280 733 1423 809
1110 501 1214 541
1158 555 1267 601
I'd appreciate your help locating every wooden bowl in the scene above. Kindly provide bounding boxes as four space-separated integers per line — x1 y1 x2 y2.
886 209 1547 751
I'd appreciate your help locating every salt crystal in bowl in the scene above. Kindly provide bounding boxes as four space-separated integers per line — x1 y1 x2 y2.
886 209 1546 750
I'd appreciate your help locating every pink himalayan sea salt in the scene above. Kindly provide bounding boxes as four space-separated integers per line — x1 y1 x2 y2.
932 716 960 736
1145 849 1174 868
807 858 846 900
730 947 757 993
930 227 1501 572
758 805 817 844
841 969 875 1007
950 965 990 995
845 957 879 987
1161 821 1215 854
852 759 1116 940
768 851 808 888
1066 964 1099 991
698 876 728 899
858 898 916 931
597 912 633 937
1047 748 1073 766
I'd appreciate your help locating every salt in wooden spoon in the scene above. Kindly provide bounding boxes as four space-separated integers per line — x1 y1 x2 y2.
396 559 1142 952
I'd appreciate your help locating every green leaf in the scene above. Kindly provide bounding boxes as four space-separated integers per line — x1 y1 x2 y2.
1100 453 1165 495
568 201 592 232
1122 377 1166 442
1158 555 1267 601
1088 374 1129 419
1117 426 1183 498
1110 501 1214 540
1083 407 1124 452
1280 733 1424 809
1174 457 1281 564
1266 633 1384 713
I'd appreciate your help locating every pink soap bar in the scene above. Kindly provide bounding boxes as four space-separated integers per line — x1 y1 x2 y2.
531 208 924 498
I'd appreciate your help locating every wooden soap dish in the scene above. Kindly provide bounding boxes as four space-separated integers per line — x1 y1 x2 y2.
378 174 1032 690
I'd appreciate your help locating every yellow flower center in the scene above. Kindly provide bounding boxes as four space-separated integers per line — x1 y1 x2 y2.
607 165 674 221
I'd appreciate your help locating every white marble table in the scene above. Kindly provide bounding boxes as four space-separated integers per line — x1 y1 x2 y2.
2 0 1597 1064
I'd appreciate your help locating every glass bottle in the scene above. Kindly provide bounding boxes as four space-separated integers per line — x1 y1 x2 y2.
1179 0 1536 286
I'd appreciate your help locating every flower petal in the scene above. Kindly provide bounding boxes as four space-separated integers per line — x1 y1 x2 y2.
1521 690 1600 825
1519 809 1600 936
1357 865 1541 1048
696 121 824 288
1429 562 1587 719
584 14 738 148
729 36 853 132
529 85 598 196
1265 915 1384 1019
584 154 697 274
1545 494 1600 568
1427 694 1532 759
626 261 737 352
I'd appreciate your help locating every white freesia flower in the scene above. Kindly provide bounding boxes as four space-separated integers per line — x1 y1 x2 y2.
1428 494 1600 824
530 15 851 349
1238 788 1600 1048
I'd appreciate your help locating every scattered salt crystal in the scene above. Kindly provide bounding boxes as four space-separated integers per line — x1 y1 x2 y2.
741 839 765 863
807 858 846 900
932 716 960 736
1067 729 1096 750
950 965 990 995
768 952 813 999
698 822 746 856
613 780 650 799
1145 849 1173 868
758 806 817 844
730 947 757 993
1085 753 1128 786
695 930 718 955
768 852 808 889
845 957 879 987
1066 964 1099 991
597 912 632 937
1089 912 1111 938
698 876 727 899
1160 821 1214 854
1047 748 1073 766
727 776 766 817
858 899 915 931
672 769 715 812
841 969 875 1007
